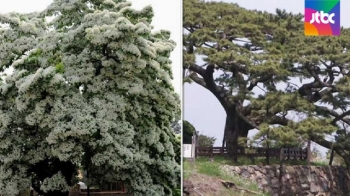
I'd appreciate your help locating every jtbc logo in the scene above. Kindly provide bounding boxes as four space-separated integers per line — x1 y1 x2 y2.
310 11 335 24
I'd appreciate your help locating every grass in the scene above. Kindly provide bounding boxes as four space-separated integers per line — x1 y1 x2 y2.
184 158 270 196
192 155 329 166
183 159 194 179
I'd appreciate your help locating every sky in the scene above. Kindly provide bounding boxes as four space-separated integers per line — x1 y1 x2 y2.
184 0 350 156
0 0 182 94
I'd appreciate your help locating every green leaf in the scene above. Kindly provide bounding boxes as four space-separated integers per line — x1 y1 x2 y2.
55 62 65 73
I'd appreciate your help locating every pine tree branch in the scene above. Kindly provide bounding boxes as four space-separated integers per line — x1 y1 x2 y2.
309 134 349 165
331 110 350 125
247 75 272 91
188 73 207 88
242 104 254 116
298 81 337 102
234 106 258 129
315 106 350 125
187 63 232 110
186 63 259 129
305 63 324 84
186 63 206 77
269 115 289 126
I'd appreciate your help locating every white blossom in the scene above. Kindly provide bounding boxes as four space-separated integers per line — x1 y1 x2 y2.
0 0 180 195
40 172 70 193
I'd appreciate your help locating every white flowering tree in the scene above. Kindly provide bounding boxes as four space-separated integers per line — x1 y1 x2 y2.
0 0 180 196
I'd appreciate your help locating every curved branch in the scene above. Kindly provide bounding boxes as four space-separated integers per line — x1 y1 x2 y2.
186 63 232 110
186 63 206 77
188 73 206 88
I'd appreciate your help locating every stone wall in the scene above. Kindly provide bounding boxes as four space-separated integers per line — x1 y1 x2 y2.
221 165 350 196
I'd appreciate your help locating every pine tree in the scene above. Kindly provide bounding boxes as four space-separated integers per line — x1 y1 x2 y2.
183 0 350 165
0 0 180 195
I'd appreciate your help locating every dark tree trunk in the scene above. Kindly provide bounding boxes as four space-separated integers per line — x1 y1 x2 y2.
329 147 334 166
278 147 284 196
266 129 270 165
307 139 311 166
224 112 249 162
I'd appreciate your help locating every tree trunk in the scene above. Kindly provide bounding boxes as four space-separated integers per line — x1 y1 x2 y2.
224 113 249 162
222 135 226 148
87 168 90 196
329 144 334 166
278 147 284 196
307 139 311 166
266 130 270 165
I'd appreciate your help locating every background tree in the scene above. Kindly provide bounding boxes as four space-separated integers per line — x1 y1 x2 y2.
183 120 196 144
0 0 180 195
171 97 181 134
183 0 350 164
197 133 216 147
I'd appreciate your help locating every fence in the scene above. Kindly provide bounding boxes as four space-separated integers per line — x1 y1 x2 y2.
195 146 308 160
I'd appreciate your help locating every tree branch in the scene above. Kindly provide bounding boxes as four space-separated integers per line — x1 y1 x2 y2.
247 75 272 91
186 63 206 78
309 134 349 165
269 115 289 126
188 73 207 88
315 106 350 125
331 110 350 125
187 64 233 110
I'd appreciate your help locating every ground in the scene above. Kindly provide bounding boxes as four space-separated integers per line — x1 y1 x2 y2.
183 158 269 196
184 173 262 196
183 156 330 196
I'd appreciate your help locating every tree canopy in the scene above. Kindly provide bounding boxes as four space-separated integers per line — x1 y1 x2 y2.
197 133 216 147
171 101 181 134
0 0 180 195
184 0 350 165
183 120 196 144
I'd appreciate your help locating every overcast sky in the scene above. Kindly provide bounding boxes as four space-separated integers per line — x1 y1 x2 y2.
0 0 181 94
184 0 349 156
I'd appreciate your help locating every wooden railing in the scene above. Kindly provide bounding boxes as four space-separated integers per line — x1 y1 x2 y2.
196 146 308 160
